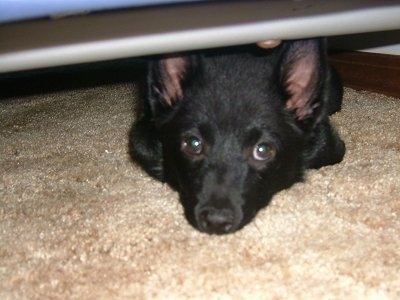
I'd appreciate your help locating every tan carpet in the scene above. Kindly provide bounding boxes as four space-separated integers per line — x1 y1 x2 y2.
1 78 399 299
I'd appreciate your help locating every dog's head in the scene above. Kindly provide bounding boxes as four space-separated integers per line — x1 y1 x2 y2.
146 39 328 234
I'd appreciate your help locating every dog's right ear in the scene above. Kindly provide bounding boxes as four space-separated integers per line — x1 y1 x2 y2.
148 55 195 112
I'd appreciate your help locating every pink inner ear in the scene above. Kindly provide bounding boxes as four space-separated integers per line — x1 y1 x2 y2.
161 57 188 106
285 56 319 120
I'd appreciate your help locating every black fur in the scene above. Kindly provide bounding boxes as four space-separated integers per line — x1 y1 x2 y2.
129 38 345 234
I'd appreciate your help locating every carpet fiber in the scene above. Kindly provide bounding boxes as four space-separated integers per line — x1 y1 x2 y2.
1 75 399 299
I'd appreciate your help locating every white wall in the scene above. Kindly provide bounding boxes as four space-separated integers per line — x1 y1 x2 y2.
328 30 400 55
360 44 400 55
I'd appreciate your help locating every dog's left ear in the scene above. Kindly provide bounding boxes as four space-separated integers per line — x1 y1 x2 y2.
149 55 195 109
281 39 325 121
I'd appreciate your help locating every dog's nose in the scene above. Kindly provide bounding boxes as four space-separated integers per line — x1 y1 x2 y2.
198 207 235 234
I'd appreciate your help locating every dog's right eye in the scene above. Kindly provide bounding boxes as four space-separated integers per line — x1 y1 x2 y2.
181 135 203 156
252 142 275 162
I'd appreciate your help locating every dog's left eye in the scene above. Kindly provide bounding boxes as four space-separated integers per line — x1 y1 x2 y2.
181 135 203 156
252 142 276 162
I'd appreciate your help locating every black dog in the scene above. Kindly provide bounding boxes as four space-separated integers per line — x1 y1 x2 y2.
129 39 345 234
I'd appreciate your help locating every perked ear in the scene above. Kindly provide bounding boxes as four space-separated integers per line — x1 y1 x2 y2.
149 55 194 107
281 39 325 121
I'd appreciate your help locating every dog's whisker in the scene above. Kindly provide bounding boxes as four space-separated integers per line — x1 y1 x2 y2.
253 220 264 237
